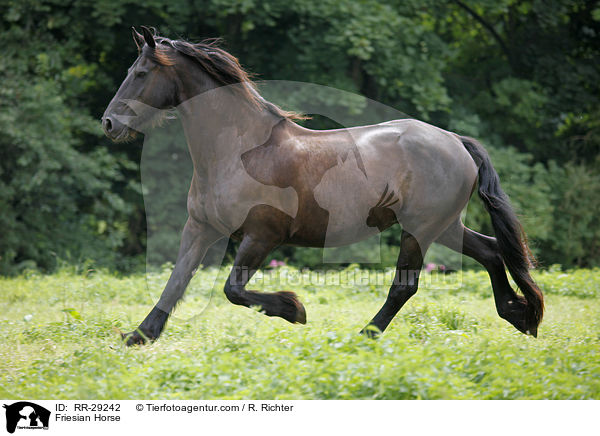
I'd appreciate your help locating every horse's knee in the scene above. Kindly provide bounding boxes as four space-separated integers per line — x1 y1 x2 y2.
223 281 245 305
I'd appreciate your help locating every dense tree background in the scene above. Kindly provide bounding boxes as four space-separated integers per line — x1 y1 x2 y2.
1 0 599 274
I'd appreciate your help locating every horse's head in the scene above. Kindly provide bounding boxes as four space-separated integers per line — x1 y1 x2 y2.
102 27 180 142
102 27 303 143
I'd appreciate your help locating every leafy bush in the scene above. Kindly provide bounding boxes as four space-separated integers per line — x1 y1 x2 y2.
1 0 599 272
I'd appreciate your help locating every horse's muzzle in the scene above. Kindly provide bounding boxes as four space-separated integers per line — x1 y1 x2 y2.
101 114 132 142
102 116 114 134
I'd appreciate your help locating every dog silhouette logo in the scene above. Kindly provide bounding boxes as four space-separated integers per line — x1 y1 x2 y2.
3 402 50 433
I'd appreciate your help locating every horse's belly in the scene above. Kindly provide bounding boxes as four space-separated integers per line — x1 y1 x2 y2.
309 141 404 247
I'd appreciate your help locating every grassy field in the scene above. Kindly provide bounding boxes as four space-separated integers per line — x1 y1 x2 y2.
1 265 599 399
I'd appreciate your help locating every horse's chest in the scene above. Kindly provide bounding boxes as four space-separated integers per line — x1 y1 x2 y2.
196 176 298 236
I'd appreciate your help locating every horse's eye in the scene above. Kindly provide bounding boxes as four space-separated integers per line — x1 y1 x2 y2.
136 71 147 78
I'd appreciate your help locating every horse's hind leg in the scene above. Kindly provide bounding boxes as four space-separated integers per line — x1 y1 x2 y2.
361 229 427 337
224 234 307 324
436 221 534 336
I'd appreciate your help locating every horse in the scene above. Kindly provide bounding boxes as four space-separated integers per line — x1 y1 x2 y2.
102 26 544 345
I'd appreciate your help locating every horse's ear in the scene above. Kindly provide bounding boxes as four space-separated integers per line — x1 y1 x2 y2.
140 26 156 49
132 27 144 52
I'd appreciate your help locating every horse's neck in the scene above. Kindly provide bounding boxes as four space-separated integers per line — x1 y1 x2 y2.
177 92 283 176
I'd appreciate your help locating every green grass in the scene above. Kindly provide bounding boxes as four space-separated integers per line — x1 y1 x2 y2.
1 266 599 399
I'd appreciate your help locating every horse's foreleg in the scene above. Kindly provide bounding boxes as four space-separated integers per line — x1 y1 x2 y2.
361 230 426 337
224 234 306 324
124 218 222 346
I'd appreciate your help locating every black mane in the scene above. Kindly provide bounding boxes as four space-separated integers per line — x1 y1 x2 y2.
149 31 305 120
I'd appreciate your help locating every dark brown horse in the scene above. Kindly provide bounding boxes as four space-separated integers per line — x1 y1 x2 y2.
102 27 544 345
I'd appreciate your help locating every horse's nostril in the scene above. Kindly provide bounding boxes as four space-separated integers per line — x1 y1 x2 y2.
103 117 113 133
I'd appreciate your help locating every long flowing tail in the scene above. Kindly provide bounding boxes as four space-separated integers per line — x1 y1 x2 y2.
461 136 544 331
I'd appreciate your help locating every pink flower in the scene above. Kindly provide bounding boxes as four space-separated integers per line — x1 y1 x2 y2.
425 263 436 273
267 259 286 268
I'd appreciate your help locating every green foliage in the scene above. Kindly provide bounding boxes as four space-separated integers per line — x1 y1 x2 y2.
0 267 598 399
0 73 131 273
1 0 599 271
539 160 600 266
0 0 144 274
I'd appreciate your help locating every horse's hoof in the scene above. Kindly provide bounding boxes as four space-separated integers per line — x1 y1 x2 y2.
499 298 540 338
121 329 153 346
509 320 539 338
360 324 382 339
275 291 307 324
295 302 307 324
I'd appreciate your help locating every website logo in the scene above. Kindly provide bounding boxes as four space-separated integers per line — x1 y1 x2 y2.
3 402 50 433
